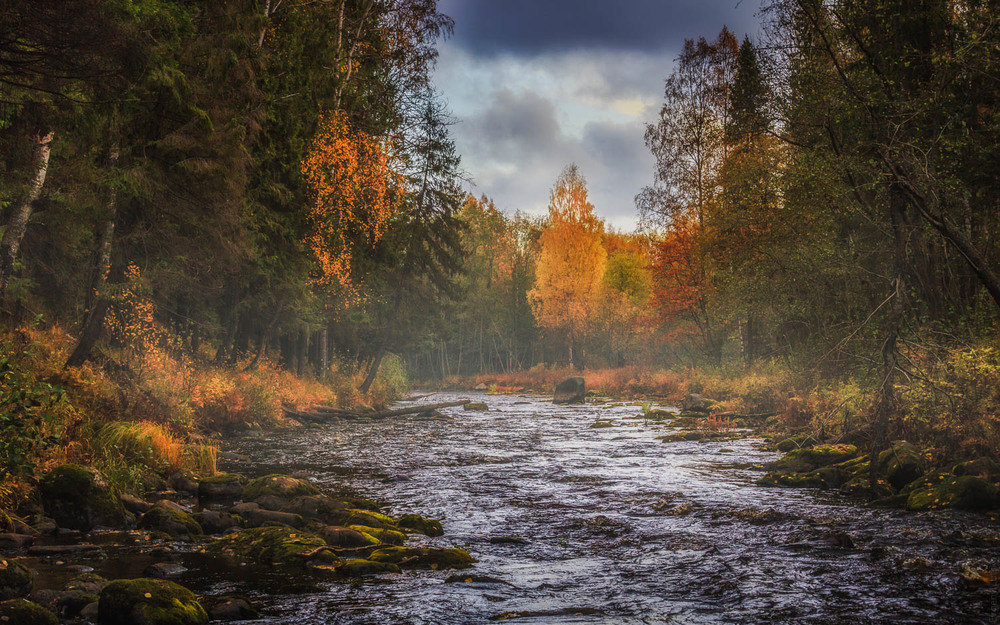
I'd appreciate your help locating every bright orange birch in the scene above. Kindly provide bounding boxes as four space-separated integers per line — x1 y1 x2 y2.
301 111 403 293
528 165 606 365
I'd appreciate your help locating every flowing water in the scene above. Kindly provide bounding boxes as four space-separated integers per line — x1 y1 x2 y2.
219 392 999 624
28 392 999 624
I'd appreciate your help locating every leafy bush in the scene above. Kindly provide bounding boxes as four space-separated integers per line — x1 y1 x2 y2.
0 334 74 477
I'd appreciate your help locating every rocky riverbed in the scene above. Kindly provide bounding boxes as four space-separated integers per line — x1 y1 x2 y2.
2 392 999 624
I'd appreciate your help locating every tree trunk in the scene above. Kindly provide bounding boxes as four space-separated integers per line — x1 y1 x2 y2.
319 327 328 381
0 130 54 301
245 304 283 371
359 346 385 394
66 145 118 369
869 186 906 490
297 328 309 377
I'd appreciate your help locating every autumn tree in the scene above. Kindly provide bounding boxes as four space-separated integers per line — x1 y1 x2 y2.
529 165 606 367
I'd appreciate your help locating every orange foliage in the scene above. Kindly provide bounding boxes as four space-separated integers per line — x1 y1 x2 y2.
528 166 606 345
301 111 403 293
651 214 711 334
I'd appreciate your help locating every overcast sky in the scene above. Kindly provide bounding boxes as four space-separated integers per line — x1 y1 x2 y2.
433 0 763 230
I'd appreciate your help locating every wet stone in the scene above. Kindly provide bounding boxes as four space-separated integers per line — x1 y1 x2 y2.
144 562 188 578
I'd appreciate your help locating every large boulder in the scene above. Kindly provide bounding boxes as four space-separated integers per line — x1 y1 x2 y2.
98 579 207 625
191 510 240 535
906 474 998 511
877 441 924 490
680 394 714 414
0 599 57 625
0 559 32 600
553 377 586 404
319 526 378 548
38 464 131 531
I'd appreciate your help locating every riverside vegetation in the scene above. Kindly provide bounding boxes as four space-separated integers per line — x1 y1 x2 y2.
1 0 1000 622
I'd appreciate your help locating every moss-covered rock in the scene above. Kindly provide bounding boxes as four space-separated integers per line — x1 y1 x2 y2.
98 578 207 625
840 475 895 499
906 474 998 511
200 595 258 621
242 475 319 502
464 402 488 411
766 444 857 473
318 526 378 548
0 559 32 600
196 473 245 501
209 527 330 567
953 456 1000 480
395 514 444 537
279 495 347 524
368 546 474 570
0 599 57 625
335 559 401 576
877 441 924 490
349 525 406 545
338 496 382 512
138 504 203 539
38 464 131 531
774 434 817 452
325 508 396 529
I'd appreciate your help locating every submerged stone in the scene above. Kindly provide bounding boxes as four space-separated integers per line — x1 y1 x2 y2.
368 546 474 570
98 578 207 625
209 527 330 567
336 559 401 576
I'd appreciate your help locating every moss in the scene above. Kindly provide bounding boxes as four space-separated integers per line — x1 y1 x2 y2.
138 505 203 538
767 444 857 473
338 496 382 512
349 525 406 545
953 457 1000 479
840 475 895 499
198 473 243 485
242 475 319 501
589 421 614 429
197 473 245 500
368 546 474 570
336 559 401 576
0 559 32 600
396 514 444 537
0 599 58 625
209 527 329 567
906 474 998 511
38 464 130 530
327 508 396 529
464 402 488 411
98 578 208 625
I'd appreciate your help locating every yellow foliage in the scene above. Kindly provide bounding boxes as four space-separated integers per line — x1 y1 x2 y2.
528 165 607 347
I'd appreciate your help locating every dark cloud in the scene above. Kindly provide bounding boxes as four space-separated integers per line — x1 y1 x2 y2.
438 0 761 57
466 89 566 161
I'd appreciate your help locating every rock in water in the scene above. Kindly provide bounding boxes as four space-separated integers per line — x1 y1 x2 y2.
0 559 32 600
98 579 207 625
553 377 586 404
38 465 131 531
680 393 714 413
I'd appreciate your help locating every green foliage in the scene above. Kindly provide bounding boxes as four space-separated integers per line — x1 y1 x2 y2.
0 338 71 477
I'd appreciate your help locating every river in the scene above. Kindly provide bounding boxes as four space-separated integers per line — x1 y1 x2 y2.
206 392 999 624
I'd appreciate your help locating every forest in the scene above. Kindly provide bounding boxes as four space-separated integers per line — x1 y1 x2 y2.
0 0 998 623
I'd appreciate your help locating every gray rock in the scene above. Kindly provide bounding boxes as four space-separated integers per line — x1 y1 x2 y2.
143 562 188 578
204 595 258 621
680 393 714 413
167 472 200 495
553 377 586 404
119 494 153 515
